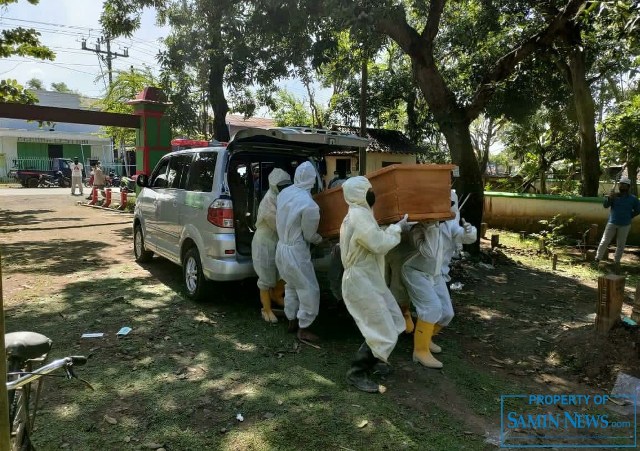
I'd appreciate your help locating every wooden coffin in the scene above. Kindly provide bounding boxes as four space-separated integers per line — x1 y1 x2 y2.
314 164 455 238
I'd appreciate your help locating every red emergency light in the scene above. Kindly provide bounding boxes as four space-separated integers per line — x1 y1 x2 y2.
171 138 211 148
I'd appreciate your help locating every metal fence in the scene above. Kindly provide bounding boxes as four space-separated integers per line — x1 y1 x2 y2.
10 157 58 171
9 157 136 177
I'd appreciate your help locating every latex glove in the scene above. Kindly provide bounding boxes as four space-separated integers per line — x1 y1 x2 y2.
396 214 418 233
461 218 473 234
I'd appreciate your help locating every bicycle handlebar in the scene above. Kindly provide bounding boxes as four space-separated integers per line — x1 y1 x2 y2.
7 355 88 391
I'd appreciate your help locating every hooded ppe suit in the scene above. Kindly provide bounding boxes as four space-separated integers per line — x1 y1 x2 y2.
252 168 291 322
441 190 477 283
340 176 406 362
401 222 452 368
275 161 322 329
403 223 453 325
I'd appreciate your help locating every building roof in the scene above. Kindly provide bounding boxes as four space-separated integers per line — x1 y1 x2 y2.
335 126 423 155
226 115 275 128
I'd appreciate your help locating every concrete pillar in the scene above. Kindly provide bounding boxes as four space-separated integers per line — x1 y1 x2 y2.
126 87 170 175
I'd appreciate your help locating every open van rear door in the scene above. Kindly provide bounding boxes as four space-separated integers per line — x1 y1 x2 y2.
226 127 369 157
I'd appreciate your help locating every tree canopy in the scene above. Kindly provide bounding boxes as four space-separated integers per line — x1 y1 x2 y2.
0 0 54 103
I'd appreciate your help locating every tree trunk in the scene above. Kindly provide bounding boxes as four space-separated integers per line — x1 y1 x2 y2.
359 56 368 175
568 47 600 196
539 168 547 194
627 156 638 197
440 120 484 254
208 58 229 142
407 51 484 252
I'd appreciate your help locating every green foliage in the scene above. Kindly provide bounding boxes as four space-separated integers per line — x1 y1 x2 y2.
94 67 157 146
0 0 54 103
0 79 37 103
600 91 640 166
531 214 575 254
103 0 333 140
50 82 73 93
272 90 311 127
501 105 578 193
25 78 43 90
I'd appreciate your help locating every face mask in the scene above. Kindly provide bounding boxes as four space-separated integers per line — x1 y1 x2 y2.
366 190 375 207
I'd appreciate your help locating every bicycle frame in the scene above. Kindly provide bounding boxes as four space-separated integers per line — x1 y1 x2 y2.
6 356 86 451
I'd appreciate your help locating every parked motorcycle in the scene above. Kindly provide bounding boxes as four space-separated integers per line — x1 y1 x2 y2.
107 171 121 188
38 171 70 188
84 172 121 188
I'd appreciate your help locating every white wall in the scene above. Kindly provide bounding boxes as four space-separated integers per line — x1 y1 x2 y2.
324 153 417 186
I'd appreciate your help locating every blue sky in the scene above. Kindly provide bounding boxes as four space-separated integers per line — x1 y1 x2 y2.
0 0 329 115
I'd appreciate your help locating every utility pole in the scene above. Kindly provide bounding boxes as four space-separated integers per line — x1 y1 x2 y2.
81 34 129 87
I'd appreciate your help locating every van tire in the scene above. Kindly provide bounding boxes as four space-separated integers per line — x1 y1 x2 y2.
27 177 39 188
134 224 154 263
183 247 207 301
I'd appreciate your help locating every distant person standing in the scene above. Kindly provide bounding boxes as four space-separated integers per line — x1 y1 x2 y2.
70 157 84 196
87 162 106 199
595 177 640 267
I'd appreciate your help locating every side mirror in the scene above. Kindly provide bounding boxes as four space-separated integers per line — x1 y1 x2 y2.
136 174 149 188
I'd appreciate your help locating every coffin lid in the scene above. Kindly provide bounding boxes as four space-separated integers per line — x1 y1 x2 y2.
227 127 369 157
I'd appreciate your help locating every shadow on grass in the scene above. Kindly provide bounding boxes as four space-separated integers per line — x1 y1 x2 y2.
4 266 491 450
0 239 111 275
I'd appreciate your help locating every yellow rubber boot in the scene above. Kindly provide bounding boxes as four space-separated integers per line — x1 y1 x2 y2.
270 279 285 307
413 320 443 368
260 290 278 323
430 324 442 353
401 305 415 334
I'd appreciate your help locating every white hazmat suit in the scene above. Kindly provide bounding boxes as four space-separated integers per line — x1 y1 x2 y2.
403 223 453 326
275 161 322 331
340 176 407 362
401 222 452 368
252 168 291 322
441 190 477 283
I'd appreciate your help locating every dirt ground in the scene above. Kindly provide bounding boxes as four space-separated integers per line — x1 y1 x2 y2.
1 187 639 450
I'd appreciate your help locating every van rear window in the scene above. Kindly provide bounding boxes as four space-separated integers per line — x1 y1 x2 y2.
186 153 217 192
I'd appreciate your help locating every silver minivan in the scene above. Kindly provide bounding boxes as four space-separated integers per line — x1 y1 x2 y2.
133 127 368 300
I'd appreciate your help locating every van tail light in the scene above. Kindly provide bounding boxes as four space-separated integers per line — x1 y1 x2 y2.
208 198 234 228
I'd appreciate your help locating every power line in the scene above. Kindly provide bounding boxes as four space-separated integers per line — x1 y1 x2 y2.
81 35 129 86
0 17 98 31
2 57 100 76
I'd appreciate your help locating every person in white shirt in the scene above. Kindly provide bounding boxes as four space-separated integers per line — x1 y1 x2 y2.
70 157 84 196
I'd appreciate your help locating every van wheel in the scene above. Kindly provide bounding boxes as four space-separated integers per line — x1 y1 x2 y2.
183 247 206 301
27 178 38 188
134 224 154 263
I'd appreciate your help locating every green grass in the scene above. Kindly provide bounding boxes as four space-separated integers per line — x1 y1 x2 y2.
6 261 492 451
7 224 635 449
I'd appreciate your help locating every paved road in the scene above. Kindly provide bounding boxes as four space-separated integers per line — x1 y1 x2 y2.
0 187 123 197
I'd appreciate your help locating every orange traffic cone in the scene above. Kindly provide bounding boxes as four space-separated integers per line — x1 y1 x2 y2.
118 189 128 210
103 188 112 208
88 187 98 205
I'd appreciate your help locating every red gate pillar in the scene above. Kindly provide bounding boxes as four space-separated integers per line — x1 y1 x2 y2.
126 87 170 177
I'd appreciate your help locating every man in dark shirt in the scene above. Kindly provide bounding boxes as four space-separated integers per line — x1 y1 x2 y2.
595 177 640 266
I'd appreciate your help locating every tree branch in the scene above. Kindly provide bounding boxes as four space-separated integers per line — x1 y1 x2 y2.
420 0 445 44
465 0 586 121
374 7 422 56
